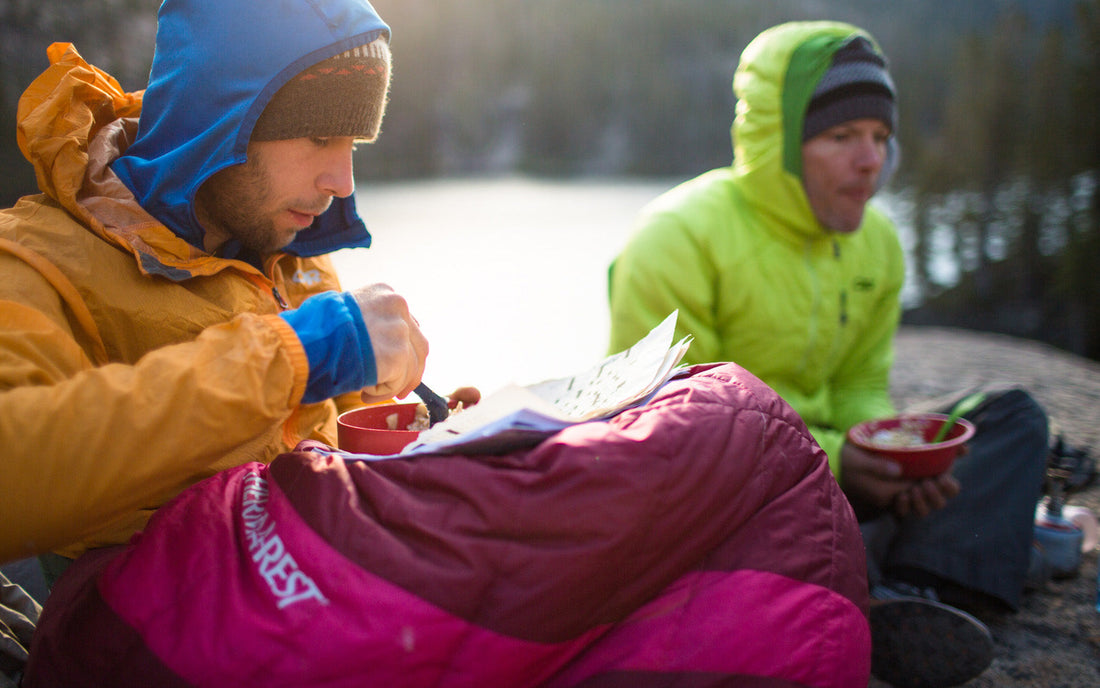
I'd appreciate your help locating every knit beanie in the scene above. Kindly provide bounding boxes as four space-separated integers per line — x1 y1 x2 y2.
802 36 896 141
252 36 391 142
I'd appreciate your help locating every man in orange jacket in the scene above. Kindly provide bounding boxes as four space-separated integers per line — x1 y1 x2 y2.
0 0 426 581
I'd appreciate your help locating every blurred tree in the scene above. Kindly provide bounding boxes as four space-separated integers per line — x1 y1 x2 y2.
1052 0 1100 358
0 0 157 204
905 0 1100 359
948 13 1027 302
1013 27 1071 300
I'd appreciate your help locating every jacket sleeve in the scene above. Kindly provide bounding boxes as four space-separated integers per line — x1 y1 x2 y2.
0 255 309 563
608 209 722 363
279 291 376 404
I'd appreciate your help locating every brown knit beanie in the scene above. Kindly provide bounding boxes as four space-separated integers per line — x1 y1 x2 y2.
252 36 391 142
802 36 896 141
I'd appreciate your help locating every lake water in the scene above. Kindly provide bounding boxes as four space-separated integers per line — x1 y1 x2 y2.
332 176 911 397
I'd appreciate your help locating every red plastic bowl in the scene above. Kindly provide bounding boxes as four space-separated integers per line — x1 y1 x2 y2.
847 413 976 478
337 402 422 455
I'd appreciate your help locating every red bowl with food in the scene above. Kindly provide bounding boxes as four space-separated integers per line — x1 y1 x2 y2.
846 413 976 478
337 402 426 455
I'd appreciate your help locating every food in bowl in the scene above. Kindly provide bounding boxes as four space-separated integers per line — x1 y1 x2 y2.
387 403 431 432
869 429 924 447
867 418 928 448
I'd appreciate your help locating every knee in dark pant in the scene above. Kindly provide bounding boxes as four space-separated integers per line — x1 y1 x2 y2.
967 387 1048 450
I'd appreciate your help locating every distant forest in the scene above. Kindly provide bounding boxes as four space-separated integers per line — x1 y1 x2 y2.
2 0 1098 360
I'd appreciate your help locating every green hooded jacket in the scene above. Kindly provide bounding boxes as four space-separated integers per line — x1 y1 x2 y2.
608 21 905 476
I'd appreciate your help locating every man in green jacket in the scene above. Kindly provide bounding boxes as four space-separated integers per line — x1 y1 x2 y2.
609 21 1049 688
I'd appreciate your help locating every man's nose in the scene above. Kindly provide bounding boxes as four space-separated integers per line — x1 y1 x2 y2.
854 137 886 172
318 149 355 198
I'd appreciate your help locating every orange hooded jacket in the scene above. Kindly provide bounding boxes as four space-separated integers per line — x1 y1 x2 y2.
0 44 365 562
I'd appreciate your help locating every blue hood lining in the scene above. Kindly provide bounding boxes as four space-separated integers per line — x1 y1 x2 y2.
110 0 389 263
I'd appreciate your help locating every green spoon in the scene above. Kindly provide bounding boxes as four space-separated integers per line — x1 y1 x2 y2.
931 391 986 443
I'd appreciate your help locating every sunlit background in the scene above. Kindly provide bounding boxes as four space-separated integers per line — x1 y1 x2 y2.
331 177 677 395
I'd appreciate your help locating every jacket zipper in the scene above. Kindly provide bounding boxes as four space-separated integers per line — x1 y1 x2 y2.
799 243 820 375
271 286 289 311
834 240 848 326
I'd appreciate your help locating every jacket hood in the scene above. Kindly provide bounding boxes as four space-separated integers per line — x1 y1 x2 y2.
730 21 883 243
111 0 390 257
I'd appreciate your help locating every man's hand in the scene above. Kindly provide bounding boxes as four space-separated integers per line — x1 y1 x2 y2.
891 471 960 518
839 441 960 519
349 284 428 404
448 386 481 409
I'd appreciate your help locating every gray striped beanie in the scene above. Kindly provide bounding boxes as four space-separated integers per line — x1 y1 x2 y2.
802 36 896 141
252 36 391 142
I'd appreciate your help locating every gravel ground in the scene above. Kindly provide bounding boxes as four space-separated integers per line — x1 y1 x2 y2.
875 325 1100 688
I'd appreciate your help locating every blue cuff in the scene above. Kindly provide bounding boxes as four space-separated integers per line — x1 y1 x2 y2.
279 291 378 404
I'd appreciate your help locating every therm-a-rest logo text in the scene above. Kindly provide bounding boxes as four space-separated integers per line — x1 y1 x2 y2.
241 472 329 609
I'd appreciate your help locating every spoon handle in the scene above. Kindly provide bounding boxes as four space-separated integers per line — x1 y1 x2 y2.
931 391 986 443
415 382 450 427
